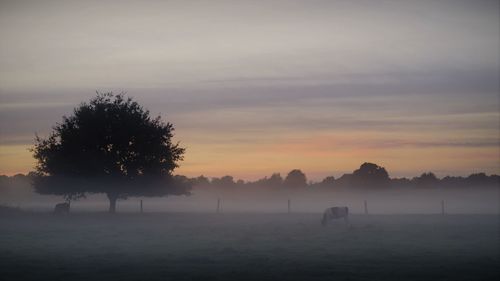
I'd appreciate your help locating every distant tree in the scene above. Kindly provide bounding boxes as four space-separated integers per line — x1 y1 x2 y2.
441 176 465 188
283 169 307 188
390 177 412 188
335 173 353 188
32 92 189 213
490 175 500 187
464 173 495 186
413 172 439 188
172 175 191 189
320 176 336 188
0 173 35 200
351 162 390 188
0 175 7 191
267 173 283 187
191 175 210 187
254 173 283 188
211 175 235 187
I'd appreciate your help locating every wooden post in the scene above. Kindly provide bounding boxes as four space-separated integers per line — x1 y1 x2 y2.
217 198 221 213
287 199 291 214
364 200 368 215
441 200 445 215
140 200 143 213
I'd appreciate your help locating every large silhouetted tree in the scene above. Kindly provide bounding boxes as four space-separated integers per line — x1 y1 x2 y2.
32 92 188 213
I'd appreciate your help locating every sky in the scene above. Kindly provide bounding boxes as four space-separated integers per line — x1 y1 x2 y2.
0 0 499 181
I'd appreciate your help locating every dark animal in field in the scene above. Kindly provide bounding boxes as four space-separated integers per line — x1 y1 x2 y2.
54 202 70 214
321 206 349 226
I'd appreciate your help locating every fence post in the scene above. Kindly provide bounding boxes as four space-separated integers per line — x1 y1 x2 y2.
364 200 368 215
441 200 445 215
217 198 221 213
287 199 291 214
140 200 143 213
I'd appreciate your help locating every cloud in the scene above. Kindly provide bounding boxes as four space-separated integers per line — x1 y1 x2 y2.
0 0 498 176
0 0 498 89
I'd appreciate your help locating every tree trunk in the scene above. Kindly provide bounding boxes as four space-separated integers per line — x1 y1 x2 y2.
107 193 118 213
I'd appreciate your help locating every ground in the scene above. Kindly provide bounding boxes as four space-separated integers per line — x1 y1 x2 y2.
0 213 498 281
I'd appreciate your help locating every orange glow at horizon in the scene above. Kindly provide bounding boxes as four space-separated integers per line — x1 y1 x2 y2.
1 134 498 181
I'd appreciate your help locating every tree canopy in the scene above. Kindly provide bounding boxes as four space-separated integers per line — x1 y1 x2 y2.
351 162 390 188
413 172 439 188
283 169 307 188
32 92 189 212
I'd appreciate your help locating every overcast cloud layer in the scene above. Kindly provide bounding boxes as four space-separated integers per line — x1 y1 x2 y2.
0 0 498 179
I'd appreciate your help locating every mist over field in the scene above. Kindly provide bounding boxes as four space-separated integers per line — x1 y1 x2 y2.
1 192 499 281
1 166 499 281
2 171 498 214
2 168 497 280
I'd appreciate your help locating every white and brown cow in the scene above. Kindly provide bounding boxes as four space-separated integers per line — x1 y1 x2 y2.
321 206 349 226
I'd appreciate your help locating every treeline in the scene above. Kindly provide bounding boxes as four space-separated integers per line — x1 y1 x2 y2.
1 162 499 193
173 162 499 189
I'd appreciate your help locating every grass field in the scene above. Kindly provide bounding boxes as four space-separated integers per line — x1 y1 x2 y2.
0 213 498 281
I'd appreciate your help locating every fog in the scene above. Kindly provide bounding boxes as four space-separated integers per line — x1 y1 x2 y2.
2 180 497 214
2 177 498 280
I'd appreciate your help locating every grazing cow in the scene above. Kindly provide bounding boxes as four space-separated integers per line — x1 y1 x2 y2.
321 206 349 226
54 202 70 214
